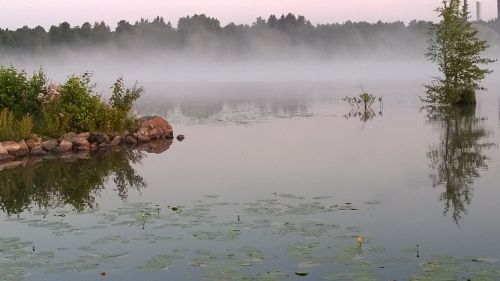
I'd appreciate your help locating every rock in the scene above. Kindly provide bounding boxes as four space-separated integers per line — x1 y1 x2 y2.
137 129 151 142
0 147 14 162
77 132 91 139
42 139 58 152
59 132 77 143
89 133 110 144
72 138 90 147
124 135 138 145
176 135 185 141
90 142 98 151
14 140 29 157
137 116 173 142
107 132 121 139
54 140 73 153
26 138 42 149
138 139 172 154
30 146 47 156
73 138 90 151
1 141 21 154
108 136 122 147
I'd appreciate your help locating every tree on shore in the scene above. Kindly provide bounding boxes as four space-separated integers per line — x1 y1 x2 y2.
424 0 496 105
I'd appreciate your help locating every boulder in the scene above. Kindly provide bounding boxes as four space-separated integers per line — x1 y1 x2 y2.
0 147 14 162
77 132 91 140
14 140 29 157
1 141 21 154
54 140 73 153
73 138 91 151
59 132 77 143
72 137 90 147
124 135 138 145
30 146 47 156
89 133 110 144
42 139 58 151
26 138 42 149
90 142 98 151
137 116 173 142
108 136 122 147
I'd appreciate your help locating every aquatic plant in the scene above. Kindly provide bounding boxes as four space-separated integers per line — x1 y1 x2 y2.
343 87 383 122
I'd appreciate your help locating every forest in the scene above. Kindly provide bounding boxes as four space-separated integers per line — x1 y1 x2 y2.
2 13 491 58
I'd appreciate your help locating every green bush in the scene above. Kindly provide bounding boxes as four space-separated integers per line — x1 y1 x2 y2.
0 66 143 139
58 75 102 132
0 66 45 118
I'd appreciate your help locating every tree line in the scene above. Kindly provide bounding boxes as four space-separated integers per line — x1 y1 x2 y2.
0 14 440 56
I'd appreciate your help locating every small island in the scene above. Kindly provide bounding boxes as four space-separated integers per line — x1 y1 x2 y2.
0 66 175 167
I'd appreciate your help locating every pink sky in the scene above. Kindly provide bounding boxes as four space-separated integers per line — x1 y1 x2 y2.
0 0 498 29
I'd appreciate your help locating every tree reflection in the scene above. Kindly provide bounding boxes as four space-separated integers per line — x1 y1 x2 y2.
426 106 496 223
0 149 147 216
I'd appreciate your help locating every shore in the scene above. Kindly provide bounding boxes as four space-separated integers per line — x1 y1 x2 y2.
0 116 179 169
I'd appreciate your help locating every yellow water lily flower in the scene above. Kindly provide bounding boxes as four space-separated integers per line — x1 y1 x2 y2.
356 236 365 246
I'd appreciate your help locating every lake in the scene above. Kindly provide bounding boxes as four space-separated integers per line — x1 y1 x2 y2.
1 79 500 281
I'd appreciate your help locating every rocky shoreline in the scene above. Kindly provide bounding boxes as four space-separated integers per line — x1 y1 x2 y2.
0 116 178 167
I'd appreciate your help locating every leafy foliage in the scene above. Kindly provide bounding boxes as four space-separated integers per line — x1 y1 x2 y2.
343 89 383 122
0 66 46 118
0 66 143 138
424 0 496 105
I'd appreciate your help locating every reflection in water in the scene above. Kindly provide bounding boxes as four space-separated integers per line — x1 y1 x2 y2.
140 95 313 126
0 149 147 216
342 95 383 122
137 83 317 125
426 106 496 223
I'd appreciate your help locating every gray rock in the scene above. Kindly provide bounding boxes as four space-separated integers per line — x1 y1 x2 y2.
54 140 73 153
108 136 123 147
89 133 110 144
59 132 77 143
42 139 58 151
72 138 90 148
124 135 138 145
14 140 30 157
30 146 47 156
77 132 91 139
26 138 42 149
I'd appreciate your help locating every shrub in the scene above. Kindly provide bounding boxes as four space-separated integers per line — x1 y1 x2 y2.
0 66 144 139
0 66 45 118
58 74 102 132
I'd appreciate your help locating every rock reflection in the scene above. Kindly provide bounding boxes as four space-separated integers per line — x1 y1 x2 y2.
425 106 496 223
0 148 149 216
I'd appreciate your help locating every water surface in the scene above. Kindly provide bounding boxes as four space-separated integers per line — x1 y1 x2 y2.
1 81 500 281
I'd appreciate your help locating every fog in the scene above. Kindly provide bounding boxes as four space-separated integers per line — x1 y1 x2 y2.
1 14 499 101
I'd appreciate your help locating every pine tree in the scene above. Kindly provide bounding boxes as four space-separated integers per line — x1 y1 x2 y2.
424 0 496 105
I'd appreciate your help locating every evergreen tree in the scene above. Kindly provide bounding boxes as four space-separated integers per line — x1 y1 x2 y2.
424 0 496 105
